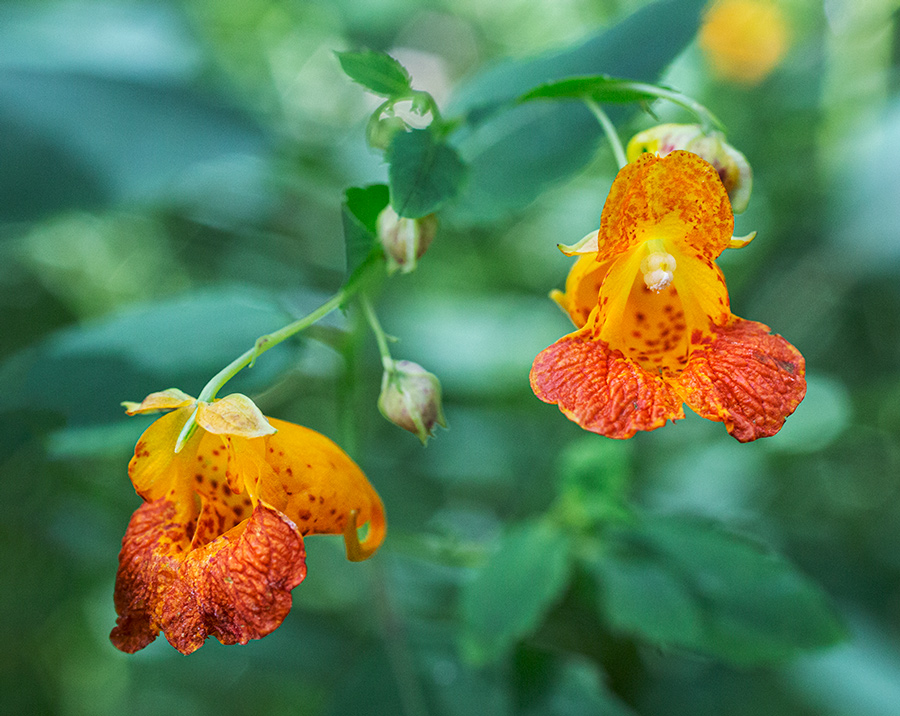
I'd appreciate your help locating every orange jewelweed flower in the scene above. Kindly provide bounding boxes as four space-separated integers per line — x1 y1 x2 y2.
111 390 385 655
530 151 805 442
699 0 790 86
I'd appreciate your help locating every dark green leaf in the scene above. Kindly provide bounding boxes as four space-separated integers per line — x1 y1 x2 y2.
336 50 412 97
517 652 637 716
341 184 389 285
520 76 723 130
445 0 706 223
388 129 467 218
588 515 846 664
0 287 296 426
519 76 658 103
461 520 572 663
0 70 268 224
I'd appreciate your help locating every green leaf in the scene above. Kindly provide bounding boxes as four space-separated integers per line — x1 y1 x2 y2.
336 50 412 97
0 71 268 225
520 76 659 103
445 0 706 223
341 184 389 285
0 286 295 427
388 129 467 218
461 520 572 664
588 515 847 665
555 437 633 526
520 76 724 130
516 652 637 716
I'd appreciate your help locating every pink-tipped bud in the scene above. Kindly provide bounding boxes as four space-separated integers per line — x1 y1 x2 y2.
378 360 446 444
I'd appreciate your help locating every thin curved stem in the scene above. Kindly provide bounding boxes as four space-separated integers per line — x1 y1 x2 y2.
620 80 724 132
360 295 395 372
197 289 347 403
586 99 628 170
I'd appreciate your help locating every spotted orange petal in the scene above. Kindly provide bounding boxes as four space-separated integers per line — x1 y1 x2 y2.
110 498 306 655
237 418 387 560
530 329 685 439
598 151 733 265
675 317 806 442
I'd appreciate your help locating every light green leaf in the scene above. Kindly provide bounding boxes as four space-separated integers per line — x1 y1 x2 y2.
388 129 467 218
589 515 847 664
461 520 572 664
336 50 412 97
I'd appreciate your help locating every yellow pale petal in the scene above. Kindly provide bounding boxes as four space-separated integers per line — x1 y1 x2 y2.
670 252 731 336
728 231 756 249
128 407 197 502
625 124 703 163
123 388 196 415
595 252 689 372
196 394 277 438
558 230 599 257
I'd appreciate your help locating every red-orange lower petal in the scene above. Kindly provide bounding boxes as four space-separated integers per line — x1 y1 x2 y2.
110 498 306 655
530 330 685 439
675 318 806 442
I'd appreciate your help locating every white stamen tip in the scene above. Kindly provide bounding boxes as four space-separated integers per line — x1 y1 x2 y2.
640 251 677 292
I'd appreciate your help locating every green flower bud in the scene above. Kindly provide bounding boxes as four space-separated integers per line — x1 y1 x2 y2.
366 115 408 151
378 360 447 444
376 206 437 274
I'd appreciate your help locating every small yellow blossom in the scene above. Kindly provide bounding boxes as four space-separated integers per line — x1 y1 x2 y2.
699 0 789 85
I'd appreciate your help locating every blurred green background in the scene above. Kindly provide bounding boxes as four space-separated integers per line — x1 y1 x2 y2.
3 0 900 714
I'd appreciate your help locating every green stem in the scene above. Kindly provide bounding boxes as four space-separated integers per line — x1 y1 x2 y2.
586 99 628 170
197 289 347 403
360 295 395 372
620 81 724 132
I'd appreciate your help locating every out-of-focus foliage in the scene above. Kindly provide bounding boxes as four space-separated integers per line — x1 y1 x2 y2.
3 0 900 715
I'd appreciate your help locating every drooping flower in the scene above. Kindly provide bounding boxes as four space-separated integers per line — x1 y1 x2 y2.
530 151 805 442
699 0 789 86
111 390 385 655
626 124 753 213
